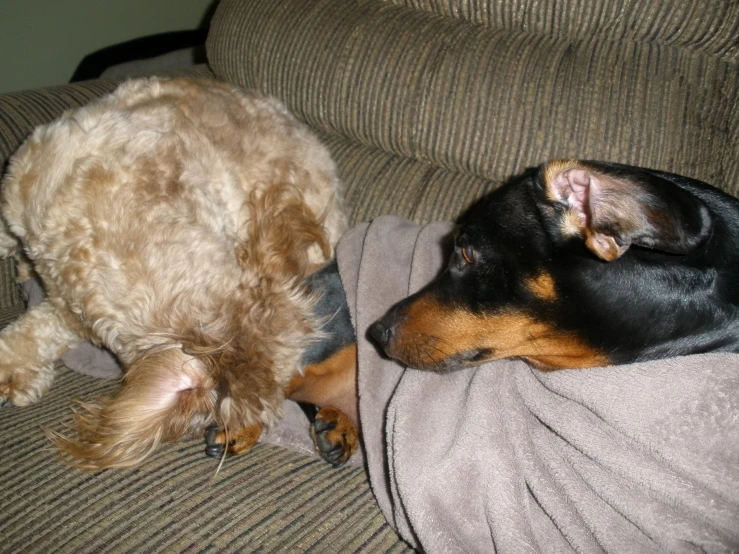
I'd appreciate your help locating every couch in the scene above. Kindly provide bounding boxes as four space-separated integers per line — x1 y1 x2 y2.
1 0 737 552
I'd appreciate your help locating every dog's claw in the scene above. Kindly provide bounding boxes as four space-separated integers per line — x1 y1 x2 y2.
312 417 335 434
313 419 342 464
314 431 346 466
205 424 218 445
205 445 224 458
204 425 224 458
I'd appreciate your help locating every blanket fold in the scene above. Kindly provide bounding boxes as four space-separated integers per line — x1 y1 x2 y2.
343 216 739 554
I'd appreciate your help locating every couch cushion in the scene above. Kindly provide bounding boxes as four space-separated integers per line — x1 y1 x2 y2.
207 0 738 199
0 257 22 329
1 367 409 553
321 133 496 225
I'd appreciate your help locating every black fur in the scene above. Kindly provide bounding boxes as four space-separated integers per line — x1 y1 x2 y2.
301 260 355 367
372 161 739 367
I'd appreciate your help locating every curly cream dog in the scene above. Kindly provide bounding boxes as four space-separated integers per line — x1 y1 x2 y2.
0 77 347 469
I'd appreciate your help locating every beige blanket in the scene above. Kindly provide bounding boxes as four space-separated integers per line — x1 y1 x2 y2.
340 216 739 553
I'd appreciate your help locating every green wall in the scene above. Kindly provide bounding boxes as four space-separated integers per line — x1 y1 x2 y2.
0 0 215 94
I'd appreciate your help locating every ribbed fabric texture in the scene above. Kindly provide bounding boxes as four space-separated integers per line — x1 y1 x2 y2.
0 258 22 329
1 368 409 553
319 133 495 225
383 0 739 62
208 0 738 198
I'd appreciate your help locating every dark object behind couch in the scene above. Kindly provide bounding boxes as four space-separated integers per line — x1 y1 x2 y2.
70 30 207 82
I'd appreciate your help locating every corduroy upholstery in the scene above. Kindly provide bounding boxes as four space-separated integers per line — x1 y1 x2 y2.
386 0 738 61
1 0 737 551
2 369 405 553
207 0 738 197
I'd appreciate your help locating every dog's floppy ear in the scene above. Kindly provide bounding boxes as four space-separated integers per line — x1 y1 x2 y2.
541 160 712 261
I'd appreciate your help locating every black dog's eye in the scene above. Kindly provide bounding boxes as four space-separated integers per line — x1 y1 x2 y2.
461 245 476 265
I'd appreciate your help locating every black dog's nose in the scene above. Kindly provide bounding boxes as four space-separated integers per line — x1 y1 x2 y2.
369 319 394 348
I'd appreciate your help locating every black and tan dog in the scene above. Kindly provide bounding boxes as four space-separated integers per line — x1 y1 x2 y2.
210 160 739 465
371 160 739 370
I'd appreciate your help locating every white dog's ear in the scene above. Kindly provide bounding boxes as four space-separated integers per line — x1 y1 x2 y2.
541 160 712 261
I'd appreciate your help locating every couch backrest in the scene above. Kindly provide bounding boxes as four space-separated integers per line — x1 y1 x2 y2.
384 0 738 63
207 0 738 224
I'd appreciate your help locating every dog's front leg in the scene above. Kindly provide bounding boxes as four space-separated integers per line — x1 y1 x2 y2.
286 344 359 467
0 300 84 406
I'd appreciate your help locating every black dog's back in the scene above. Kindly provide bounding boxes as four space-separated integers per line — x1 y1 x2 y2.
301 260 355 367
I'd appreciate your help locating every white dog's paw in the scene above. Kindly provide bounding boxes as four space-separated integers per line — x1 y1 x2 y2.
0 363 54 407
0 339 55 407
0 302 81 406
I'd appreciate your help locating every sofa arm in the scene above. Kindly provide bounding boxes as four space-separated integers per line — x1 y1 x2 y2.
0 80 119 165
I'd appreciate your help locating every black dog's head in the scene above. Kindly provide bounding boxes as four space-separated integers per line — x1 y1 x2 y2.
371 160 739 371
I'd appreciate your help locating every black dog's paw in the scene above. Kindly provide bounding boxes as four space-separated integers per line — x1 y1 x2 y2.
203 423 263 459
310 406 358 468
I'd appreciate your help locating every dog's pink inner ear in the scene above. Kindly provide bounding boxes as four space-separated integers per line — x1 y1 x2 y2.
545 161 712 261
550 167 628 261
553 168 590 212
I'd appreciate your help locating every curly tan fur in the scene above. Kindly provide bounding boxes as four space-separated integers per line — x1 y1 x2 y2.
0 77 346 469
